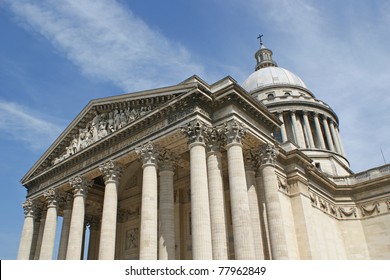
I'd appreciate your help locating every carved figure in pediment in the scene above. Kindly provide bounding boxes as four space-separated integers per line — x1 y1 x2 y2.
71 135 79 153
98 120 108 139
120 110 127 128
107 111 115 133
114 109 121 131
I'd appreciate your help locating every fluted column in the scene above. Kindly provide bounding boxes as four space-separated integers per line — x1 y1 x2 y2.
206 128 228 260
30 211 41 260
158 149 176 260
313 112 326 149
259 144 288 259
302 111 315 148
57 193 72 260
39 188 58 260
98 160 122 260
224 121 255 260
322 116 335 152
277 112 287 142
290 111 306 147
329 120 342 155
182 120 213 259
137 142 159 260
66 176 90 259
244 151 264 259
17 199 35 260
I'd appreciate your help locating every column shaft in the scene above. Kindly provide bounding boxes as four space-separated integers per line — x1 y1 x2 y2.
260 144 288 259
159 169 175 260
329 121 342 154
277 112 287 142
313 113 326 149
322 117 335 151
17 200 35 260
39 192 58 260
66 177 89 260
190 142 213 259
207 151 228 260
302 112 315 148
34 212 46 260
57 207 72 259
291 111 306 147
227 143 255 259
245 168 264 259
98 161 122 260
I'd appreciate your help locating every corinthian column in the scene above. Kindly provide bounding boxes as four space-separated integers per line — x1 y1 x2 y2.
322 116 335 152
244 151 264 259
181 120 213 259
39 188 58 260
313 112 326 149
57 193 72 260
223 121 255 260
158 149 176 260
137 142 159 260
259 144 288 259
17 199 35 260
302 111 315 148
66 176 91 259
291 111 306 148
276 112 287 142
206 128 228 260
98 160 122 260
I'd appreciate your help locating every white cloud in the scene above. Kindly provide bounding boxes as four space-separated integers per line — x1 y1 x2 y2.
0 100 63 151
6 0 204 91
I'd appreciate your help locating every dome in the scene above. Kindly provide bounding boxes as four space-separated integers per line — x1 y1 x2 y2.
242 67 307 92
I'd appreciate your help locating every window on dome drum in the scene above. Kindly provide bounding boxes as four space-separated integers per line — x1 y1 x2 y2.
267 93 275 99
284 92 291 96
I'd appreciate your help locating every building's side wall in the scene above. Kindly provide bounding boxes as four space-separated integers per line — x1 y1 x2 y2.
338 219 369 259
361 213 390 259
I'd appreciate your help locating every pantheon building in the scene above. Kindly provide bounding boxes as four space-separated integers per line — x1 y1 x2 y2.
17 40 390 260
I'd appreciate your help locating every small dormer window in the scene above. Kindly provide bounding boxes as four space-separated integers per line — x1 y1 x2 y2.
267 93 275 99
284 92 291 96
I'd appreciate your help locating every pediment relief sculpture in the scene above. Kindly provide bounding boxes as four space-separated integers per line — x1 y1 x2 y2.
52 105 154 166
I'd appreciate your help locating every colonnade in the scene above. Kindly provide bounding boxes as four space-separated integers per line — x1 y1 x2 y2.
17 119 288 260
277 110 345 156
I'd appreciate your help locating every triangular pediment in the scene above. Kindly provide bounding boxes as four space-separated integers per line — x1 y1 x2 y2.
21 82 201 185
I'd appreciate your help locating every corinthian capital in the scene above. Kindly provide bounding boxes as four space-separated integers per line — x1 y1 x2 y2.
22 199 34 217
223 120 246 145
136 142 159 166
99 160 123 183
69 175 92 197
181 120 209 144
259 143 279 166
206 126 224 153
158 149 178 171
43 188 58 208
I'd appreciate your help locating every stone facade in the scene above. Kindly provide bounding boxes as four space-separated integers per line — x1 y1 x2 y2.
17 44 390 260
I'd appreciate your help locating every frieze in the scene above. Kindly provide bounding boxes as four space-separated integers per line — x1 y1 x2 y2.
339 207 357 218
28 120 167 195
52 106 155 165
360 203 380 217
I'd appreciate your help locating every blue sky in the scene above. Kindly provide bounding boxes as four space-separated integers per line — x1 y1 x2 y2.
1 0 389 259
